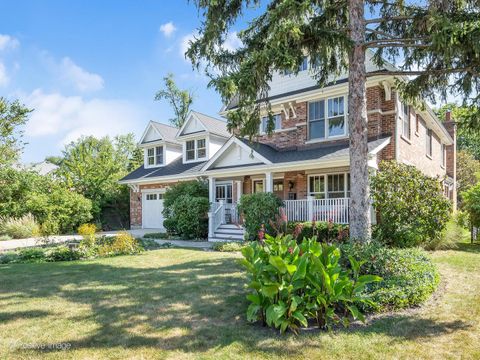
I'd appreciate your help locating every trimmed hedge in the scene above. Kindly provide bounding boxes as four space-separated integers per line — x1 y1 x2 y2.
340 242 440 311
286 221 349 243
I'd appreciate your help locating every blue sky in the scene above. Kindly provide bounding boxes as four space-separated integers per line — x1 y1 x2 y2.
0 0 244 163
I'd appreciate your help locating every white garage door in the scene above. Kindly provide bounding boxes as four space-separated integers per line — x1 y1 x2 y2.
142 192 165 229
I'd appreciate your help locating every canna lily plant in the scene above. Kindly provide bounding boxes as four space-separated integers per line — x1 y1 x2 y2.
241 234 381 334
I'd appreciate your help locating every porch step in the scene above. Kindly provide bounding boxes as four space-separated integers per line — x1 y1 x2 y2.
215 227 244 235
217 224 243 230
210 224 245 242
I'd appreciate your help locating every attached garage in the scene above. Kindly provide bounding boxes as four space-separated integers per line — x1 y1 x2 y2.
142 191 165 229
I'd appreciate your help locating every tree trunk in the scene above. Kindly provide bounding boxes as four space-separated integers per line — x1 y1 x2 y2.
348 0 371 241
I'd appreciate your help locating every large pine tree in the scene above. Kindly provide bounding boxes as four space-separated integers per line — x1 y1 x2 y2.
186 0 480 240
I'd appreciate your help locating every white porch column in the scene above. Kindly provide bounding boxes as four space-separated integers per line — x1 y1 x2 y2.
236 180 242 202
265 172 273 193
208 176 216 203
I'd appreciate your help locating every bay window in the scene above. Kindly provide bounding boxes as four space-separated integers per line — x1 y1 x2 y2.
308 96 346 140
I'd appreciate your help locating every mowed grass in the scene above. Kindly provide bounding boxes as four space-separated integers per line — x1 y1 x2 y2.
1 244 480 360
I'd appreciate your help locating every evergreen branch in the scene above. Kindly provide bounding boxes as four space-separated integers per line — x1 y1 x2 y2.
365 28 397 39
365 15 416 24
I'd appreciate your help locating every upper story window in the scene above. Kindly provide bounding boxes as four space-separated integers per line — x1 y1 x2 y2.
442 144 446 167
146 146 163 167
308 96 346 140
185 138 207 162
401 103 411 140
283 56 308 75
260 114 282 133
426 129 433 157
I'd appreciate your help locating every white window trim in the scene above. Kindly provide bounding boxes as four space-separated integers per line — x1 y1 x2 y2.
183 136 209 163
307 95 348 142
259 113 282 134
307 172 350 199
215 181 233 203
252 178 265 193
426 129 433 159
144 145 166 169
441 143 446 168
400 102 411 142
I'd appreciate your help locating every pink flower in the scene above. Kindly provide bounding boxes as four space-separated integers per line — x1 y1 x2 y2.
293 223 304 240
279 207 288 224
258 224 265 242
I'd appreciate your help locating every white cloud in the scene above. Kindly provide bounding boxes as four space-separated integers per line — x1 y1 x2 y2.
23 89 140 145
59 57 104 92
0 62 9 86
223 31 242 52
0 34 19 51
159 22 177 37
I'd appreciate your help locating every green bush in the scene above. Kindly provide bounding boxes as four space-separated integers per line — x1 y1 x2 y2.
371 161 451 248
340 242 440 311
0 234 12 241
17 248 47 263
463 182 480 230
237 192 284 240
47 246 81 262
0 168 92 234
425 217 468 250
0 213 40 239
163 180 209 239
241 234 381 333
0 251 20 264
212 241 246 252
143 232 169 239
287 221 349 243
97 231 143 257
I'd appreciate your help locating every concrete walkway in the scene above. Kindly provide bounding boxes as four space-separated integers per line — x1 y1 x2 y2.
0 230 212 251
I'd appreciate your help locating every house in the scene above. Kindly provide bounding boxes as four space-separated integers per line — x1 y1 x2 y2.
14 161 59 176
119 52 456 241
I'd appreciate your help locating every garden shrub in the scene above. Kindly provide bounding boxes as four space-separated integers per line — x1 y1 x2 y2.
0 234 12 241
78 223 97 248
212 241 246 252
143 232 169 239
425 217 468 250
371 161 451 248
17 248 47 263
340 242 440 311
163 180 209 238
47 246 81 262
40 215 60 237
463 182 480 231
237 192 284 240
97 231 143 257
0 213 40 239
0 251 20 264
287 221 349 243
241 234 381 333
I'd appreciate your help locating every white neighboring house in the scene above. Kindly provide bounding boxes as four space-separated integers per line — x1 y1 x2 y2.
14 161 59 176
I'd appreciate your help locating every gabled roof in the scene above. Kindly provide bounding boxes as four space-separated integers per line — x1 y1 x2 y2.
139 121 180 145
176 110 230 138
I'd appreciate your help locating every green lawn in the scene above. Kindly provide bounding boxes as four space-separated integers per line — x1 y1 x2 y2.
1 244 479 359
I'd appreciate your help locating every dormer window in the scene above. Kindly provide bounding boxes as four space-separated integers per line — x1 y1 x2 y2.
146 146 164 167
185 138 207 162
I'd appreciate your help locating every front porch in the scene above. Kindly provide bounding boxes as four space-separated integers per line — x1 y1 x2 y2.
207 169 352 241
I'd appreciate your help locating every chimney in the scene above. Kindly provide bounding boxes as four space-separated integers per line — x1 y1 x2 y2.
443 111 457 210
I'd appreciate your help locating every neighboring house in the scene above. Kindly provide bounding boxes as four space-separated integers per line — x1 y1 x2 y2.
14 161 59 176
120 52 456 241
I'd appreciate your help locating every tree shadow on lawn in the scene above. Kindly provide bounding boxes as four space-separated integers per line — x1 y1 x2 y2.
454 242 480 254
0 249 472 357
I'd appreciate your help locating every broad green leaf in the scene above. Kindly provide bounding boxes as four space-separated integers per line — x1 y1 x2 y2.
261 284 279 298
269 255 287 274
286 263 297 275
246 303 260 322
292 310 308 327
246 293 260 304
292 256 307 282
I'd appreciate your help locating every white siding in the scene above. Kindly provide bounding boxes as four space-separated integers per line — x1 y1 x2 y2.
209 136 226 158
212 143 263 169
181 115 205 135
165 145 182 164
143 127 161 143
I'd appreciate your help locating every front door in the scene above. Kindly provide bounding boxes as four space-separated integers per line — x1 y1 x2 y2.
215 183 234 223
142 192 165 229
273 179 285 200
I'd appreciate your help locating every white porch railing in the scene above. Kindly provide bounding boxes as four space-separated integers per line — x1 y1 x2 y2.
208 201 241 237
283 197 350 224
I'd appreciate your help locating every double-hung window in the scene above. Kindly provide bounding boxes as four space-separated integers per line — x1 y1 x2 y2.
283 56 308 75
308 173 350 199
426 129 433 157
185 139 207 161
401 103 411 140
441 144 446 167
146 146 163 166
308 96 346 140
260 114 282 133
